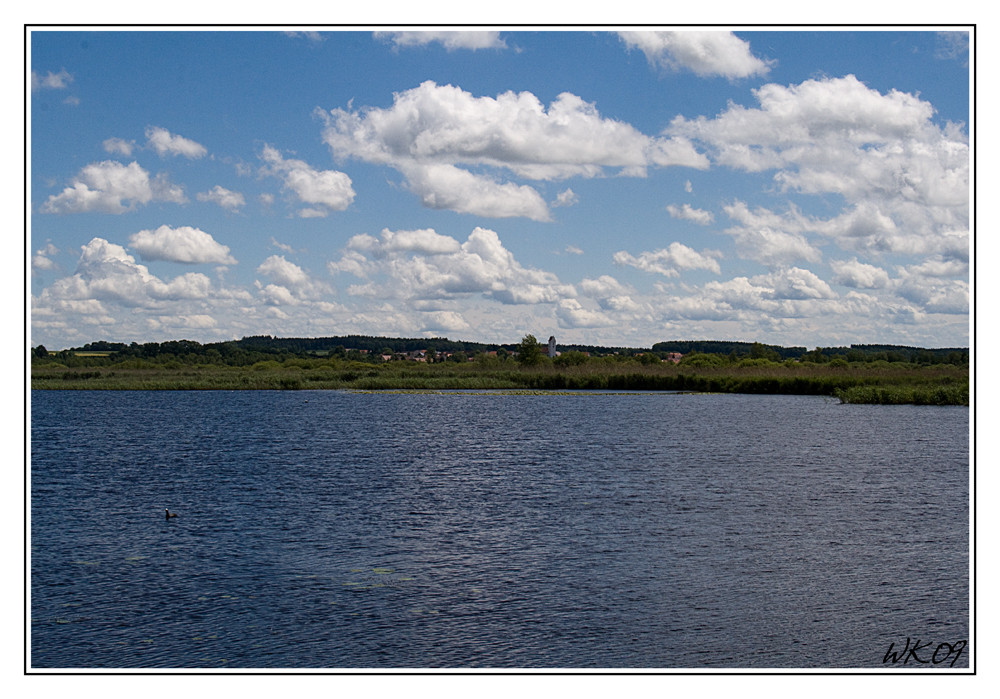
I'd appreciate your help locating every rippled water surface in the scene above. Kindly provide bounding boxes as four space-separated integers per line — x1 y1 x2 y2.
30 390 969 668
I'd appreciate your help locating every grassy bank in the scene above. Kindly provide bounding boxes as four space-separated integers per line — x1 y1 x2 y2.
30 357 969 405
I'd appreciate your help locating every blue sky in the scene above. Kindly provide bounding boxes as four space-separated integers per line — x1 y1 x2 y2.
29 28 971 350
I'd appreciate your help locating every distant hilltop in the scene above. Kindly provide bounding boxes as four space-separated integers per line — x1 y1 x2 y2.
36 335 968 365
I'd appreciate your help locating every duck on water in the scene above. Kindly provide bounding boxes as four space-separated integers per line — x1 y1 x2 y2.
165 508 178 520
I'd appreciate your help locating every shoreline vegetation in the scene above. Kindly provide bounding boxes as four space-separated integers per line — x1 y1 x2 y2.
30 336 969 406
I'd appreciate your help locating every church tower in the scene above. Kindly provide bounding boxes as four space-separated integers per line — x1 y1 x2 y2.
548 336 557 358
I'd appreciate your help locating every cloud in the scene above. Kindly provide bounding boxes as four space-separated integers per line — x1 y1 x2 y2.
32 243 60 272
259 145 355 216
617 31 772 78
31 69 73 90
103 137 135 156
901 257 968 278
129 225 237 265
639 256 967 346
555 298 617 329
662 268 837 323
256 255 330 304
579 275 630 298
830 258 890 289
553 188 579 208
257 255 313 289
145 126 207 158
352 227 462 257
40 160 186 214
44 237 216 306
813 203 967 259
284 31 324 42
270 237 295 253
296 207 329 218
757 267 836 300
374 31 507 51
319 81 707 220
935 31 969 62
160 314 218 330
722 201 822 266
669 75 969 260
893 270 969 314
578 275 640 313
330 226 575 306
400 162 551 221
197 185 246 212
666 203 714 225
613 242 722 277
670 74 946 175
420 310 473 333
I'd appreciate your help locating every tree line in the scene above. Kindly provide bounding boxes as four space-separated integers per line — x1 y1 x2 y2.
30 334 968 368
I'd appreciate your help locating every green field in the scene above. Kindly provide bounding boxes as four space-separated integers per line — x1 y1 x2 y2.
30 356 969 405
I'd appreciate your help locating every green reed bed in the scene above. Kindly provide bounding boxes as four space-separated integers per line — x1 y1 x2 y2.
834 384 969 405
31 357 968 405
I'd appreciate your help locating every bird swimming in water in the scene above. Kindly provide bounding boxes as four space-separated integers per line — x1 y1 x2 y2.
165 508 178 519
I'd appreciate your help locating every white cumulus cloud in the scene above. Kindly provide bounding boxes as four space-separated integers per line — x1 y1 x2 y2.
553 188 579 208
331 226 575 307
146 126 208 158
404 162 551 221
40 160 186 214
617 31 772 78
830 258 890 289
579 275 640 313
32 243 60 272
613 242 722 277
319 81 707 221
129 225 237 265
420 310 473 333
667 203 714 225
757 267 837 300
259 145 355 216
103 137 135 156
555 298 617 329
722 201 822 266
669 75 969 261
197 185 246 212
43 237 216 306
256 255 331 304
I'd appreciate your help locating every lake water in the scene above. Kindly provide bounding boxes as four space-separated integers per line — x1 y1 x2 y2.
29 390 970 669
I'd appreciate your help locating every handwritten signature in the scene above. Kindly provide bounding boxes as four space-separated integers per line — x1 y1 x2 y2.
883 638 967 667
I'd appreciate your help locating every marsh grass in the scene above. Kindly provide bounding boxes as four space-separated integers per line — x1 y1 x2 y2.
31 358 968 405
835 384 969 405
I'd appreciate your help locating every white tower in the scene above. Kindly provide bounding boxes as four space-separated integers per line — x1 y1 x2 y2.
548 336 557 358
